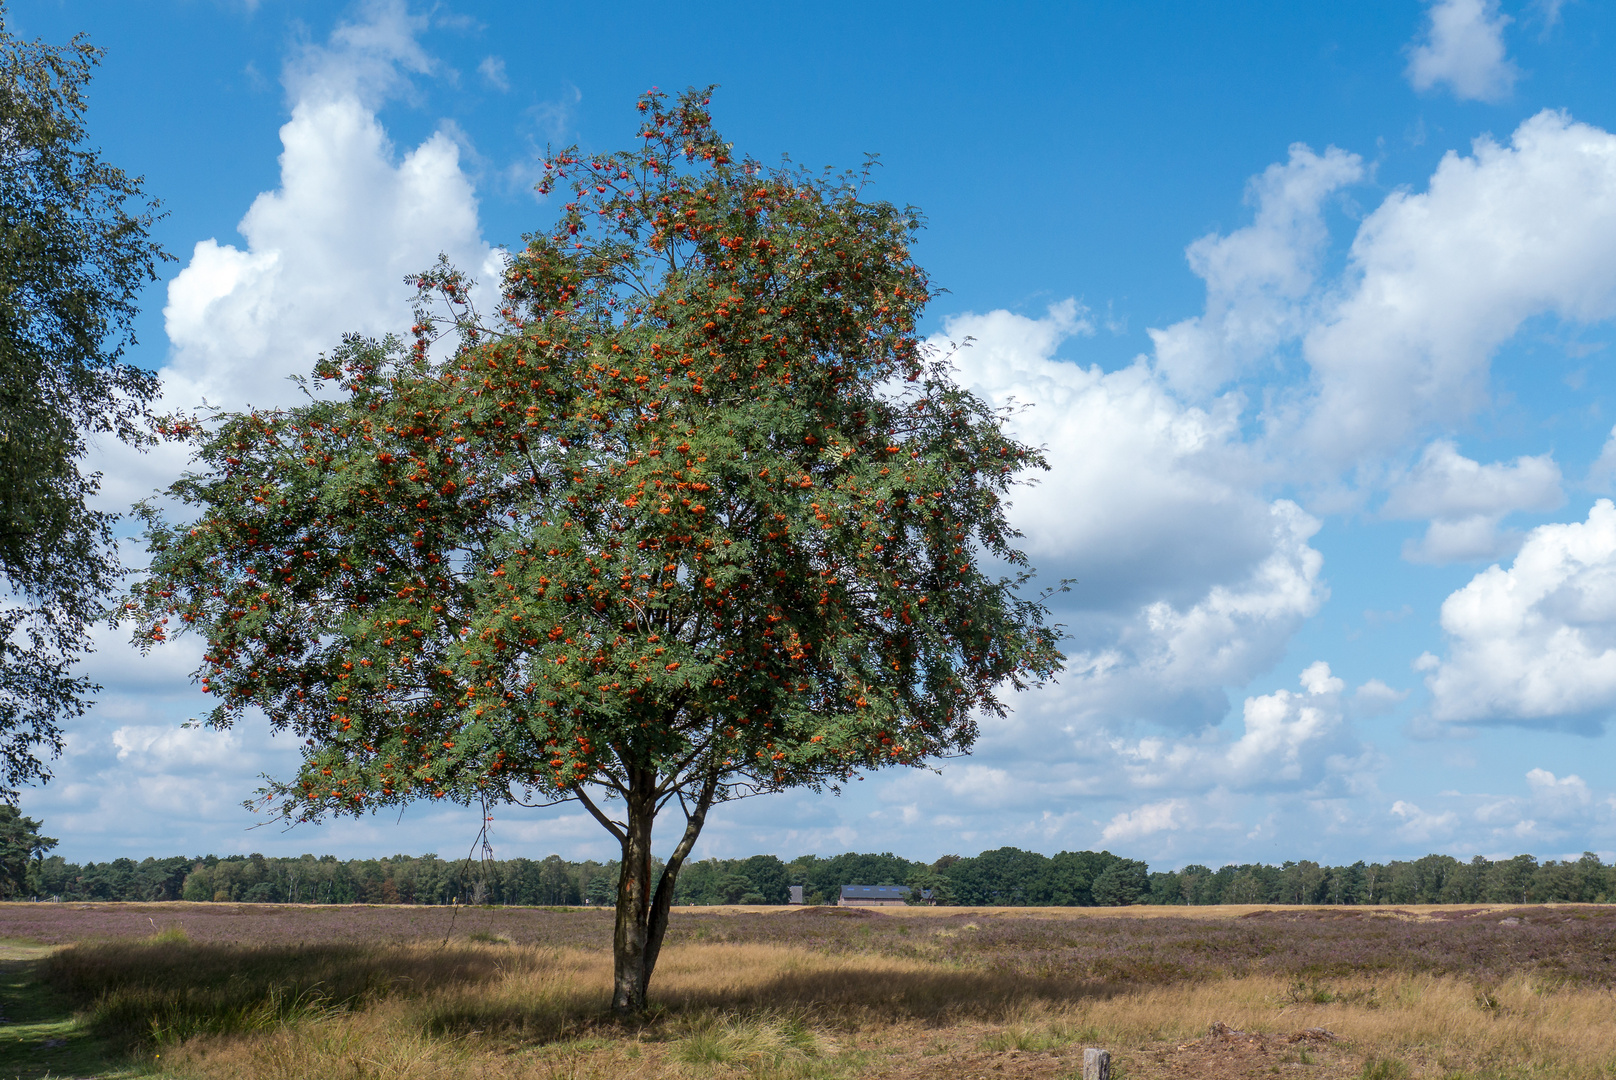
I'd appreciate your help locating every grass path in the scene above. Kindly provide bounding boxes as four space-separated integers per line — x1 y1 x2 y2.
0 942 148 1080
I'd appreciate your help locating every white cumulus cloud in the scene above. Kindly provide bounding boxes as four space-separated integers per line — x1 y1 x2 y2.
89 0 497 520
162 89 492 411
716 107 1616 865
1113 661 1365 793
1425 499 1616 729
1526 767 1592 812
1391 800 1459 843
112 725 242 768
1059 500 1327 731
1150 144 1363 398
939 305 1328 731
1156 112 1616 481
1464 768 1607 849
285 0 434 108
1298 111 1616 468
1406 0 1518 102
1382 439 1564 563
1102 799 1186 844
1227 661 1344 778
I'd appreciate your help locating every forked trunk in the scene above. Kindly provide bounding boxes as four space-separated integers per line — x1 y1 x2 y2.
609 781 657 1016
609 769 719 1017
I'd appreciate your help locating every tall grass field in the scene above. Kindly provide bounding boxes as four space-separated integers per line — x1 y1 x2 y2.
2 902 1613 1079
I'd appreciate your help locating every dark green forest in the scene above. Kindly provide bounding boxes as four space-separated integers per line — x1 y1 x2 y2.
12 845 1616 906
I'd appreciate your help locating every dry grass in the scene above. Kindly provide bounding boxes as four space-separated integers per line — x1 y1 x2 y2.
1074 973 1616 1077
682 902 1564 920
27 930 1616 1080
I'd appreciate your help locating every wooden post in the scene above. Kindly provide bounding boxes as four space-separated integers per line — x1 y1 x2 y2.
1083 1047 1111 1080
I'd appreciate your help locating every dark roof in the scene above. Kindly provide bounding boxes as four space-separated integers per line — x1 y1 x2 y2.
840 885 910 899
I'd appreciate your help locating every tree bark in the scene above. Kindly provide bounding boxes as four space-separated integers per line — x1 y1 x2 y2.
609 767 656 1017
608 766 719 1017
643 769 719 981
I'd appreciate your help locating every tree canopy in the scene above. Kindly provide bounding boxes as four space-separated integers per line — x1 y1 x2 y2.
0 803 54 897
127 87 1062 1013
0 8 167 794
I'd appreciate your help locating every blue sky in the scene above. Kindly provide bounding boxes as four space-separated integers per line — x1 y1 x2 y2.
13 0 1616 870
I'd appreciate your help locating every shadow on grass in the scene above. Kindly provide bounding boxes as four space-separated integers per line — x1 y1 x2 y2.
421 963 1124 1045
39 934 1126 1054
0 947 145 1080
652 964 1122 1020
43 934 548 1048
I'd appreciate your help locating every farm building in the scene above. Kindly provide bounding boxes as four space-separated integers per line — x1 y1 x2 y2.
839 885 911 907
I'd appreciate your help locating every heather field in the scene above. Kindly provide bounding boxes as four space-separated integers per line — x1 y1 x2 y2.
3 902 1616 1079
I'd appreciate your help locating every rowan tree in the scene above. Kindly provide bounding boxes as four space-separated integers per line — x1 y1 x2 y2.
126 88 1063 1015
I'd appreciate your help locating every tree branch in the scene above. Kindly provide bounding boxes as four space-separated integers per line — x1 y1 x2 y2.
573 784 626 844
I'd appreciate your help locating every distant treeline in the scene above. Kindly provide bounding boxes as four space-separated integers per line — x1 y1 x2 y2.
21 847 1616 906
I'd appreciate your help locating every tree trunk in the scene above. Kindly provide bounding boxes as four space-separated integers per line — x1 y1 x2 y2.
608 768 719 1017
609 771 657 1017
642 769 719 983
